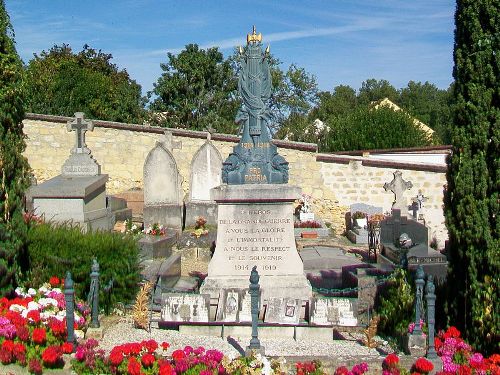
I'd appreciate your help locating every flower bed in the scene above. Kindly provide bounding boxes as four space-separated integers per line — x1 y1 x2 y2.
0 278 90 373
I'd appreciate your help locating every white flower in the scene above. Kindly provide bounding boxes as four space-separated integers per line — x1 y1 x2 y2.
9 304 25 313
27 301 40 311
21 310 28 318
51 288 62 294
28 288 37 296
38 286 48 294
38 297 58 308
261 356 272 375
15 287 25 297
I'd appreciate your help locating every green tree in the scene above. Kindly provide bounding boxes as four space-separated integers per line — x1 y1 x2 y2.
322 105 432 152
398 81 453 143
311 85 358 120
357 78 399 105
444 0 499 355
25 44 145 123
149 44 238 133
0 0 30 296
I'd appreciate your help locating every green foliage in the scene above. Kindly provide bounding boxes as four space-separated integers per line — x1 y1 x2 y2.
375 268 414 339
24 222 141 308
322 106 433 152
358 78 399 105
149 44 239 134
0 0 31 296
25 44 146 123
444 0 499 355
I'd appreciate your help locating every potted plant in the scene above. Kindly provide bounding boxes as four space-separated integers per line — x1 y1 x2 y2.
352 211 367 228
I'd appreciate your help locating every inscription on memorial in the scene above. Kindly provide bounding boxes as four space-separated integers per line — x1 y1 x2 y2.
210 203 301 276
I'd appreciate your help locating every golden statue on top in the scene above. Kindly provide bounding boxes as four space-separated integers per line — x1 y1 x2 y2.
247 25 262 44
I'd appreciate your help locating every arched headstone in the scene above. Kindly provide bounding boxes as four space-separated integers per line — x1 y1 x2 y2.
185 139 223 227
143 140 183 229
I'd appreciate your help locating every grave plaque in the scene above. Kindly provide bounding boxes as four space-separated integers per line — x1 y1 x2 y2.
238 291 253 322
216 289 242 322
264 297 301 325
161 293 210 323
310 297 358 326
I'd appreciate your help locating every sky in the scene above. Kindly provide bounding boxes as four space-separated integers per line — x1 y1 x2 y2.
5 0 455 96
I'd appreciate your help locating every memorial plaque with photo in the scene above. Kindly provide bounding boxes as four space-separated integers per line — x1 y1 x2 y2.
216 289 242 322
264 297 301 325
161 293 210 323
310 298 358 326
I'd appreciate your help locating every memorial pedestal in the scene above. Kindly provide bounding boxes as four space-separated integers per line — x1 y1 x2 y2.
200 184 312 301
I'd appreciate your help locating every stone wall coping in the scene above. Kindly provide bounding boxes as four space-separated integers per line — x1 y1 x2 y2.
330 145 452 155
316 153 447 173
24 113 318 152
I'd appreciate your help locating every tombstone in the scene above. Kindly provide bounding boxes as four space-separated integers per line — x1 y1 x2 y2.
216 289 243 322
309 297 358 326
346 203 383 244
185 131 223 228
384 170 413 214
29 113 113 232
238 290 253 322
143 131 183 230
379 210 447 278
160 293 210 323
411 190 427 221
200 28 311 302
264 297 301 325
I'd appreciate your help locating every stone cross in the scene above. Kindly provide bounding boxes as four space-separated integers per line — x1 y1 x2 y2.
384 170 413 213
67 112 93 154
159 130 182 152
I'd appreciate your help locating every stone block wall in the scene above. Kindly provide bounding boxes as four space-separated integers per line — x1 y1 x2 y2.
23 113 449 246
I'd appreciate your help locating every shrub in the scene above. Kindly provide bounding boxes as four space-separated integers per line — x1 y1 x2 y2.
24 222 140 308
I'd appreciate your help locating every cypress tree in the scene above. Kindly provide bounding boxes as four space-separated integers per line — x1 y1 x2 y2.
0 0 30 296
444 0 499 354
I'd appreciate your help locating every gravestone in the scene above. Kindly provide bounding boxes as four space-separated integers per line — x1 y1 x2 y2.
379 210 447 277
309 297 358 326
160 293 210 323
200 28 311 301
346 203 383 244
384 170 413 214
264 297 301 325
238 290 253 322
411 190 427 221
216 289 243 322
30 113 113 232
143 131 183 230
185 131 223 227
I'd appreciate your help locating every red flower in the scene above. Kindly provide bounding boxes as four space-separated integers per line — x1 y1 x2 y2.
458 365 472 375
141 353 155 367
61 342 74 354
29 358 43 375
335 366 350 375
32 327 47 345
384 353 400 369
49 276 60 287
42 345 62 366
161 342 170 351
5 310 26 326
444 326 461 339
16 325 29 342
414 358 434 374
159 360 174 375
27 309 41 324
13 342 26 357
141 339 158 353
172 349 185 361
50 318 66 338
109 348 124 366
2 340 15 353
127 357 141 375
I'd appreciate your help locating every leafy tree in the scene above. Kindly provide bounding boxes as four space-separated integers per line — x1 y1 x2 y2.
312 85 357 120
149 44 238 133
357 78 399 105
322 105 432 152
0 0 30 296
444 0 499 355
398 81 453 143
25 44 145 123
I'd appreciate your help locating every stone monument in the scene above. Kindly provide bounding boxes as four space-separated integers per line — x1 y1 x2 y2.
30 113 113 231
200 27 312 301
143 131 183 230
384 170 413 214
185 129 223 227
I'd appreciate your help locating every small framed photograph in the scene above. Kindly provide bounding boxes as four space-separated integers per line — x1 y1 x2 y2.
285 305 295 317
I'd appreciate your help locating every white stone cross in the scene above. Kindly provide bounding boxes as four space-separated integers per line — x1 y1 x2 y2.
384 170 413 214
159 130 182 152
67 112 93 154
205 125 216 141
